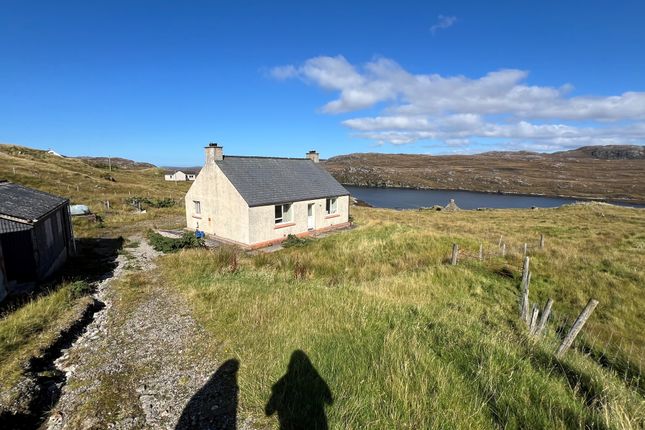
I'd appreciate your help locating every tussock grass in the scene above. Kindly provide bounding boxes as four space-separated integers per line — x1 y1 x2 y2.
157 204 644 428
0 282 93 392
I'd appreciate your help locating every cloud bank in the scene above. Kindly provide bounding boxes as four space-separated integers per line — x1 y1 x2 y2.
270 55 645 151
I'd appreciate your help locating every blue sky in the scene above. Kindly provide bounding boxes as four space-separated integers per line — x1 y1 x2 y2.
1 0 644 166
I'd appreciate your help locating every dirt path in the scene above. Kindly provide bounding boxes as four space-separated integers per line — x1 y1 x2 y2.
45 238 252 429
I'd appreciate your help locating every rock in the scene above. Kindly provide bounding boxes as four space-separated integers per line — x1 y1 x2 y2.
444 199 460 211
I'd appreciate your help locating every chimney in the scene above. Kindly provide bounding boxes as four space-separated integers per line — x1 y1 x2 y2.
205 142 223 163
306 150 320 163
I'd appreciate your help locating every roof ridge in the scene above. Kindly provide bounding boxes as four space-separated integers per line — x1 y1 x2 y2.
221 155 310 161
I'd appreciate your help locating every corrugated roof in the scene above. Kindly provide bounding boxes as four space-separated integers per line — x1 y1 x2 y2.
215 157 349 207
0 182 68 221
0 218 32 233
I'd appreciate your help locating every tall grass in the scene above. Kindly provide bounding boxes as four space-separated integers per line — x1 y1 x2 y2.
157 204 645 428
0 282 93 391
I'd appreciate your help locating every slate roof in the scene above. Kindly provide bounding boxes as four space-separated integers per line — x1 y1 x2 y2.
0 182 68 222
215 157 349 207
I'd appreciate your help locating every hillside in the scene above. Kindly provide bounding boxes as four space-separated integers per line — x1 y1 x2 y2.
0 144 190 236
323 145 645 204
1 143 644 428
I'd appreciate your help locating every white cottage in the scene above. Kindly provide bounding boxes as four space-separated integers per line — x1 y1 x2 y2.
185 144 350 248
164 171 196 181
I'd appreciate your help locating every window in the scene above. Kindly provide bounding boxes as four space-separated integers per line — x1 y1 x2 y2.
326 198 337 215
275 203 293 224
194 201 201 215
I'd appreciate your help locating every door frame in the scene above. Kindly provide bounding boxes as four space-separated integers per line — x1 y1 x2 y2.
307 203 315 230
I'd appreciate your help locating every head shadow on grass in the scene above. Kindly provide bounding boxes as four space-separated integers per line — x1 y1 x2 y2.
265 349 334 430
175 358 240 430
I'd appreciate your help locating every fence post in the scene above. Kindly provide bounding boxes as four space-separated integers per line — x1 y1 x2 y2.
498 235 503 247
529 304 539 335
523 243 528 257
451 243 459 265
539 234 545 249
520 257 530 321
501 243 506 257
556 299 599 358
479 243 483 261
534 298 554 336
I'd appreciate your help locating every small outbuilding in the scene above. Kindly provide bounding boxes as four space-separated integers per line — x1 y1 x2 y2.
185 144 350 248
0 181 75 292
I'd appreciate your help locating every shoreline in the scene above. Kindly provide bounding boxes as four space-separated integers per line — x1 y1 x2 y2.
342 183 645 207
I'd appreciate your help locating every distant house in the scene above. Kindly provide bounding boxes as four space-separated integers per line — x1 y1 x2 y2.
0 181 75 294
185 144 350 248
164 171 197 181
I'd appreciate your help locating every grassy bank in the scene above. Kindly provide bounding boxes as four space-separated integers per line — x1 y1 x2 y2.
156 204 644 428
0 282 93 395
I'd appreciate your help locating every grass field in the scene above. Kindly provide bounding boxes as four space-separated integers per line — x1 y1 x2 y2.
154 204 644 429
0 144 188 411
1 144 643 427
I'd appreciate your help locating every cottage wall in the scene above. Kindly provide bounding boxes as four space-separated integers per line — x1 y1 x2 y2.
185 163 250 244
248 195 350 246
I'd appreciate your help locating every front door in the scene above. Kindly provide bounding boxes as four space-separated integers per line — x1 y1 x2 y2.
307 204 315 230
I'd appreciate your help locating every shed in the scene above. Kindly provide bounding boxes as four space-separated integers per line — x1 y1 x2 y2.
0 181 75 294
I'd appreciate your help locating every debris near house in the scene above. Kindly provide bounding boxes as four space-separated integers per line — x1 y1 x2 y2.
444 199 461 211
70 204 91 216
147 230 205 253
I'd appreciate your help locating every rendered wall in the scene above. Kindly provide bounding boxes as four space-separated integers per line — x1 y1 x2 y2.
184 163 250 244
248 195 349 246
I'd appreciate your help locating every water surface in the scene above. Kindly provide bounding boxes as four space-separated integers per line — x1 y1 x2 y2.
345 186 642 210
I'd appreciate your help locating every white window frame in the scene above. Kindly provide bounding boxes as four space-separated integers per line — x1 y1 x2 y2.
275 203 293 224
194 200 201 215
326 197 338 215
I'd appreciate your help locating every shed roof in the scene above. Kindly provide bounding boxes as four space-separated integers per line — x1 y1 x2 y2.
0 218 32 233
215 156 349 207
0 182 68 222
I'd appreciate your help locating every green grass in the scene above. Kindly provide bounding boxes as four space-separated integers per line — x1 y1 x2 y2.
0 144 190 237
0 282 93 392
155 204 644 429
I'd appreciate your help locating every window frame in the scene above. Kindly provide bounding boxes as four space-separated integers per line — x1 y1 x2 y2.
193 200 201 215
274 203 293 224
326 197 338 215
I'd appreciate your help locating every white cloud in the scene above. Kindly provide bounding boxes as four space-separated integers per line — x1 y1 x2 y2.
430 15 457 35
269 56 645 151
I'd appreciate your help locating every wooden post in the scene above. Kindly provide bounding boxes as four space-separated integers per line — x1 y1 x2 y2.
498 235 503 247
520 257 530 321
539 234 545 249
450 243 459 265
523 243 528 257
534 298 554 337
106 200 110 210
556 299 599 358
529 304 539 334
479 243 483 261
501 243 506 257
